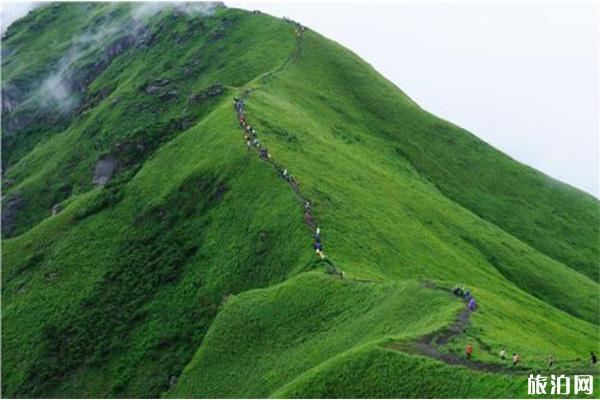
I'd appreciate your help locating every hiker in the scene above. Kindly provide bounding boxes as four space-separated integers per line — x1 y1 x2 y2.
591 351 598 364
452 287 463 297
315 227 321 242
464 289 471 300
304 201 311 214
468 297 476 311
282 169 289 180
245 125 252 133
314 241 322 252
466 343 473 359
499 347 507 360
260 148 269 159
251 138 259 147
548 355 555 367
512 353 520 366
290 177 300 190
314 241 325 259
314 242 326 259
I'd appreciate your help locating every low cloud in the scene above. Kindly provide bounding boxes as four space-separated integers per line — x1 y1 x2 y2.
10 2 223 114
130 2 222 21
36 23 122 112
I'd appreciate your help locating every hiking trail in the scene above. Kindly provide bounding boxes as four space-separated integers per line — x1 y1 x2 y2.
232 20 341 276
387 285 597 376
228 17 600 379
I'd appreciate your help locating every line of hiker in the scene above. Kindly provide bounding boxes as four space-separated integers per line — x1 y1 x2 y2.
233 95 332 266
452 285 477 311
466 344 521 366
283 16 306 37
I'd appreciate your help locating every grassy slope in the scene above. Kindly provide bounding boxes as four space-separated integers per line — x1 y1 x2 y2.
172 21 598 398
2 7 313 397
2 6 599 399
242 29 599 327
3 4 295 237
274 347 527 399
1 4 131 167
168 273 463 398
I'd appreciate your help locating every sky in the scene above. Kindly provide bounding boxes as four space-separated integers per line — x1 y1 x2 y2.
2 1 599 197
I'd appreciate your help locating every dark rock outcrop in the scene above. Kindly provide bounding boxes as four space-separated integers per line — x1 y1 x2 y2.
92 157 120 186
1 192 25 235
51 203 62 216
188 84 223 103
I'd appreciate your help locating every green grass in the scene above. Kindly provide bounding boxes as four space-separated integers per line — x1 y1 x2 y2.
167 273 463 398
2 4 598 398
274 346 529 398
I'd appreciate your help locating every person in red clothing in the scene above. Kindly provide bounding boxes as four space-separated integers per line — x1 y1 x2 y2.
466 343 473 359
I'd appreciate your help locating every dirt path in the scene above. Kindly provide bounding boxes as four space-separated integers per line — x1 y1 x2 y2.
387 306 530 375
387 288 597 375
232 22 342 275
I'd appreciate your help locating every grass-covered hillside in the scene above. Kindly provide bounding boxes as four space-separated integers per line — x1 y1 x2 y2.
2 3 598 398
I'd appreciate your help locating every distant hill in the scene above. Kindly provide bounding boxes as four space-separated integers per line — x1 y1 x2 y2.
2 3 598 398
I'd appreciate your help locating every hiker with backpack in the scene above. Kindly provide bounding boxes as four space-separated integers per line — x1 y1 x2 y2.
464 289 472 300
499 347 507 360
591 351 598 364
314 241 325 259
466 343 473 359
468 297 476 311
304 201 311 214
512 353 520 366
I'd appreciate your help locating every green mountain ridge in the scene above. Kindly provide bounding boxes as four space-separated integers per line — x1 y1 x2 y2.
2 3 598 398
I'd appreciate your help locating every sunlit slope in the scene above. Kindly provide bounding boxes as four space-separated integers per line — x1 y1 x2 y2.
271 29 599 283
273 346 528 399
171 20 598 399
168 273 464 398
241 29 599 323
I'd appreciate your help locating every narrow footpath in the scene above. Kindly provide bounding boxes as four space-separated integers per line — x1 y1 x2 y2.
232 19 341 275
